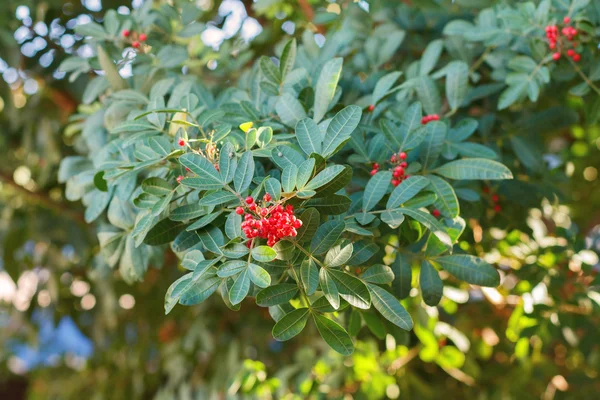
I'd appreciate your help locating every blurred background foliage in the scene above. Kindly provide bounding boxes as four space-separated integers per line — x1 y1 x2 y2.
0 0 599 399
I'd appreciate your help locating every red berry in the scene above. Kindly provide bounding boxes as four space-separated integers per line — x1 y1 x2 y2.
399 152 407 160
368 104 375 112
432 114 439 120
139 33 147 42
370 169 377 176
390 155 397 163
391 179 400 187
132 41 140 49
432 209 441 218
235 207 244 215
178 138 186 147
567 49 575 57
176 175 184 184
494 205 502 212
373 163 379 169
482 186 489 193
400 162 408 168
573 53 581 62
552 52 561 61
263 193 272 202
492 194 499 203
564 16 571 24
245 196 254 204
122 29 130 37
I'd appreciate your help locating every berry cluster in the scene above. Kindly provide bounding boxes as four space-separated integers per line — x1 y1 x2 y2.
237 195 302 247
421 114 440 125
545 17 580 62
483 186 502 212
370 151 410 187
122 29 147 49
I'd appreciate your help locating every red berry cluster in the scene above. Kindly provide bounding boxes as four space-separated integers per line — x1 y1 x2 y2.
238 195 303 247
371 151 409 187
483 186 502 212
421 114 440 125
122 29 147 49
545 17 580 62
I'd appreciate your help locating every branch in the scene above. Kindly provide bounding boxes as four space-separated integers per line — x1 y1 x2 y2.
0 171 87 225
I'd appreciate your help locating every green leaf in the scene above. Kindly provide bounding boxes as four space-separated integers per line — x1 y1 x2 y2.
321 106 362 157
304 165 345 191
313 166 352 197
248 263 271 288
420 121 447 170
219 142 238 183
225 212 242 239
301 259 319 295
434 158 513 180
396 208 451 250
295 208 320 243
416 77 441 114
252 245 278 262
165 273 193 314
381 210 405 229
362 171 392 213
141 177 173 196
144 219 185 246
257 127 273 148
276 93 307 127
420 39 444 76
198 226 225 254
373 71 402 104
217 260 247 277
234 151 255 193
498 79 527 110
272 308 310 341
229 268 251 305
319 268 340 309
198 191 238 206
386 176 430 209
271 146 306 170
367 284 413 330
314 58 343 123
324 243 353 267
259 56 281 84
448 119 478 142
179 153 223 188
435 255 500 287
256 284 298 307
313 314 354 356
186 211 223 231
305 195 351 215
446 61 469 110
310 220 345 255
296 118 323 156
347 241 378 266
328 269 371 309
281 164 298 193
171 204 209 221
296 158 315 189
427 175 459 218
280 38 297 80
361 264 395 284
265 178 282 201
420 260 443 306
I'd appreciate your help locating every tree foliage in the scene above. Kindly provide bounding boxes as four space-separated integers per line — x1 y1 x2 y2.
1 0 599 398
